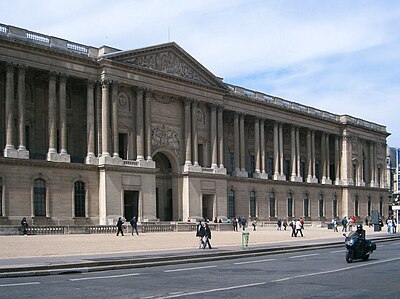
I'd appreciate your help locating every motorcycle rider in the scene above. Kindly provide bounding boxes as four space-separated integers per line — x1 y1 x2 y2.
355 223 366 240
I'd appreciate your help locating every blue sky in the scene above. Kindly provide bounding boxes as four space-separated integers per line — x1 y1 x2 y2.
2 0 400 146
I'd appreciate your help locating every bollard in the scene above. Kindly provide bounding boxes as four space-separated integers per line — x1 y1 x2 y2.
241 231 250 250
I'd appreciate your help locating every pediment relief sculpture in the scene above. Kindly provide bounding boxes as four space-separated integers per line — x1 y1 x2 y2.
125 51 209 84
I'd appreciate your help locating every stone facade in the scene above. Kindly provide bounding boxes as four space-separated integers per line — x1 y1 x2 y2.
0 24 390 226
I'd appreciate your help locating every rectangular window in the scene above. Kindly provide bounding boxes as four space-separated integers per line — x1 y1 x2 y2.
74 181 86 217
319 198 324 218
288 195 293 218
228 190 235 218
377 168 381 188
333 197 338 218
285 159 290 181
228 151 234 175
355 197 359 217
301 161 306 182
0 178 2 216
368 197 371 217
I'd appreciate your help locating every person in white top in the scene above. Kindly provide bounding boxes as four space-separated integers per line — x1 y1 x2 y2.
295 219 303 237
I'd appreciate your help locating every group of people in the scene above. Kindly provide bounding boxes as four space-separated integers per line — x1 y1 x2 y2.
340 216 357 232
386 216 397 234
116 216 139 236
230 217 258 231
289 218 304 237
196 220 212 249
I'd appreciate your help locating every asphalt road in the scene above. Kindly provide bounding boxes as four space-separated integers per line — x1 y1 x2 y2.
2 240 400 299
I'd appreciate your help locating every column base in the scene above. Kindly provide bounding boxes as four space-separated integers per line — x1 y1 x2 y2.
137 159 155 168
273 174 286 181
307 177 319 183
253 172 268 179
369 181 377 188
358 181 366 187
17 148 29 159
47 152 60 162
322 178 332 185
232 169 248 178
290 175 302 182
334 179 342 186
86 155 99 165
60 153 70 163
4 147 18 158
99 155 115 165
341 178 354 186
215 167 227 175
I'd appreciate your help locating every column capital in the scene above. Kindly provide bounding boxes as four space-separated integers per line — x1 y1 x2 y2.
87 79 95 88
49 71 57 81
6 62 14 73
17 64 27 73
59 73 68 83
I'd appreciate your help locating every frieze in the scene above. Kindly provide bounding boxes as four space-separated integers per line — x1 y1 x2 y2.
152 125 181 160
126 51 208 84
153 94 175 104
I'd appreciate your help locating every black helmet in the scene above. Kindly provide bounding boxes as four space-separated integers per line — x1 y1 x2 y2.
357 224 363 231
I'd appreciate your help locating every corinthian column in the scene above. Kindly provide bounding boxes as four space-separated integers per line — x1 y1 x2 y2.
296 127 301 180
369 142 375 187
325 134 331 184
254 117 260 174
96 83 102 157
192 100 199 166
279 123 284 177
184 99 192 166
59 74 70 162
47 72 58 161
86 80 96 164
136 87 144 161
111 82 119 158
17 65 27 153
321 133 327 183
145 89 152 161
218 105 224 169
4 63 16 157
101 79 110 158
240 113 247 175
260 119 266 175
307 129 312 182
210 104 218 169
335 135 341 185
233 112 240 175
273 122 279 179
290 126 296 181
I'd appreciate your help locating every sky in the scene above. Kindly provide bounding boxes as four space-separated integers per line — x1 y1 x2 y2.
1 0 400 146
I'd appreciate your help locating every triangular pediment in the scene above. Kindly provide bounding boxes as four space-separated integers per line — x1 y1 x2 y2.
102 42 227 90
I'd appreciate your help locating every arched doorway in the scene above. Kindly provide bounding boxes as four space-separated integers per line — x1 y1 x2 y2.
154 152 174 221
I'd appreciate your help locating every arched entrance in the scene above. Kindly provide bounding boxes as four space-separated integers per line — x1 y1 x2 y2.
154 152 175 221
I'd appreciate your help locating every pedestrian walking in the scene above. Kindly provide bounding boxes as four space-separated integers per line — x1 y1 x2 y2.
295 219 304 237
252 219 257 231
196 221 205 248
290 219 296 237
341 216 348 232
393 217 397 233
203 223 212 249
332 218 338 232
130 216 139 235
116 217 124 236
283 219 288 230
241 217 247 231
20 217 28 236
232 217 238 231
277 219 282 230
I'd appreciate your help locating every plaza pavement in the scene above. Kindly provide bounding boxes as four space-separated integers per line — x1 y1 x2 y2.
0 225 397 278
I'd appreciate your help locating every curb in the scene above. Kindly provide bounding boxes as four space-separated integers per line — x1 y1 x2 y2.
1 235 399 278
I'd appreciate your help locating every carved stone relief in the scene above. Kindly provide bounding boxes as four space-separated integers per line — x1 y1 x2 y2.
126 51 208 84
152 124 181 160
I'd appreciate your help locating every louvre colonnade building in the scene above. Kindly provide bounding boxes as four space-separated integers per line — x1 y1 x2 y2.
0 24 390 226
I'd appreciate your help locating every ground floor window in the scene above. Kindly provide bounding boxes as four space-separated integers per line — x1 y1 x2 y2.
250 191 256 218
228 189 235 218
33 179 46 216
269 192 276 217
74 181 85 217
319 194 324 218
355 195 359 217
332 195 338 218
304 194 309 218
287 193 293 218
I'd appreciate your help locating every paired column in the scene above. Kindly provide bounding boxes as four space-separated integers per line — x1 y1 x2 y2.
59 74 69 161
254 118 260 174
136 88 145 161
279 123 284 178
233 112 240 175
306 129 313 182
217 106 224 168
210 104 218 169
111 82 119 158
239 113 247 175
184 99 192 166
273 122 280 179
334 135 341 185
4 64 29 158
192 100 199 166
47 72 57 160
86 80 96 163
145 90 152 161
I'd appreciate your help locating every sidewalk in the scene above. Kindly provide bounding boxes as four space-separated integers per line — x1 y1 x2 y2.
0 226 397 278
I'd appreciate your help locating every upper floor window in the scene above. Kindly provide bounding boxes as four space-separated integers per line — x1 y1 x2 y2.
228 189 235 218
248 155 255 178
33 179 46 217
250 191 256 218
74 181 86 217
379 196 383 216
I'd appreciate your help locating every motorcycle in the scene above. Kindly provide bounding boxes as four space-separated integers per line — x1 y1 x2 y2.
343 232 376 263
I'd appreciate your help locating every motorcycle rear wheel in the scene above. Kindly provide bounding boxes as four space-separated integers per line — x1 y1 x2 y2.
346 251 353 263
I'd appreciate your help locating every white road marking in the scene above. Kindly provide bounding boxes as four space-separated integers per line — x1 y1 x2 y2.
329 250 344 253
164 265 217 273
69 272 139 281
388 242 400 246
289 253 320 259
0 282 40 287
272 256 400 282
234 258 276 265
157 282 267 298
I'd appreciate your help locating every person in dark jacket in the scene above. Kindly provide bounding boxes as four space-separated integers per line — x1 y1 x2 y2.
116 217 124 236
130 216 139 236
21 217 28 236
203 223 212 249
196 221 205 249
